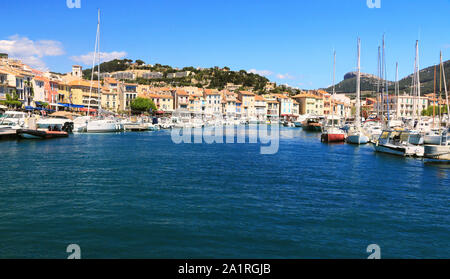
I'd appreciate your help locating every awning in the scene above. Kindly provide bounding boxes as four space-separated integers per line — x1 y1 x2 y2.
79 108 97 112
25 106 35 110
58 103 85 109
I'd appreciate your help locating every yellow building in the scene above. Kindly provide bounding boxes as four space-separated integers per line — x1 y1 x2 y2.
145 93 174 112
293 93 324 115
68 80 101 110
238 91 256 118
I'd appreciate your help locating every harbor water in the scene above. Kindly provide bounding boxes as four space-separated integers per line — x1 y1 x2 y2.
0 127 449 258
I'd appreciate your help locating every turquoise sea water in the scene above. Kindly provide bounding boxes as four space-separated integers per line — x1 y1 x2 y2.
0 128 449 259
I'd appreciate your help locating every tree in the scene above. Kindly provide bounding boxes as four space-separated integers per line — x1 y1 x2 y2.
422 105 448 116
135 59 145 66
0 93 22 108
130 97 157 114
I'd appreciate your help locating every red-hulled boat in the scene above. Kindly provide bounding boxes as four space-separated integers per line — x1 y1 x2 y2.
321 127 346 142
17 129 69 140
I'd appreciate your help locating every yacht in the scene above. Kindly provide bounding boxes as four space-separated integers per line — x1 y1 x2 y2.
424 131 449 162
86 118 122 133
373 130 424 157
0 111 27 129
36 111 75 133
302 116 322 132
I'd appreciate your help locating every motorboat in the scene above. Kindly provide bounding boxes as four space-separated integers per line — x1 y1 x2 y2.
36 111 76 133
321 116 346 142
86 118 122 133
373 130 424 157
302 116 322 132
17 129 69 139
0 111 27 128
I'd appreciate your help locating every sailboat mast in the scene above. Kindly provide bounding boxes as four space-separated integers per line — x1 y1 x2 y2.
416 40 421 122
441 51 450 129
87 13 100 116
377 46 381 118
356 38 361 128
332 50 336 127
383 35 390 126
395 62 399 120
433 65 436 128
97 9 101 115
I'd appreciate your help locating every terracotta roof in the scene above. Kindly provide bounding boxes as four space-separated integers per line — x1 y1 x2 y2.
254 95 266 101
239 90 255 96
292 93 321 99
176 89 189 96
204 89 220 95
68 79 100 88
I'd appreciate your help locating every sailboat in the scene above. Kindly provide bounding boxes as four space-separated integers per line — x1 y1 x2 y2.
373 36 424 157
85 10 122 133
424 51 450 162
408 40 427 145
347 38 369 144
321 51 346 142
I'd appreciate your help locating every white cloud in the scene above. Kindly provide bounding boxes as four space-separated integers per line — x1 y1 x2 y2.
276 73 294 80
0 35 65 70
247 69 273 76
71 51 128 66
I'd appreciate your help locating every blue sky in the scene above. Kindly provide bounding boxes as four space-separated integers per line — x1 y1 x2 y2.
1 0 450 89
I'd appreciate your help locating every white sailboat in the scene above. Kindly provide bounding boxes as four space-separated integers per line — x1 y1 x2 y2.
347 38 369 144
85 10 121 133
424 51 450 162
409 40 426 145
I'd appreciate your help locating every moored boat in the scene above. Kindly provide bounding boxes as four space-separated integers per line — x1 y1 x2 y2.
302 117 322 132
17 129 69 139
373 130 424 157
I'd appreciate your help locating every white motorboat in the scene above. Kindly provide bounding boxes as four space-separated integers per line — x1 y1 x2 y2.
373 130 424 157
0 111 27 128
86 118 122 133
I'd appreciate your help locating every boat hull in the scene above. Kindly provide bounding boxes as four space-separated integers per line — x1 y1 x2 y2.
373 142 424 157
86 121 121 133
424 145 450 161
321 133 345 142
347 134 369 144
303 125 322 132
17 129 69 139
